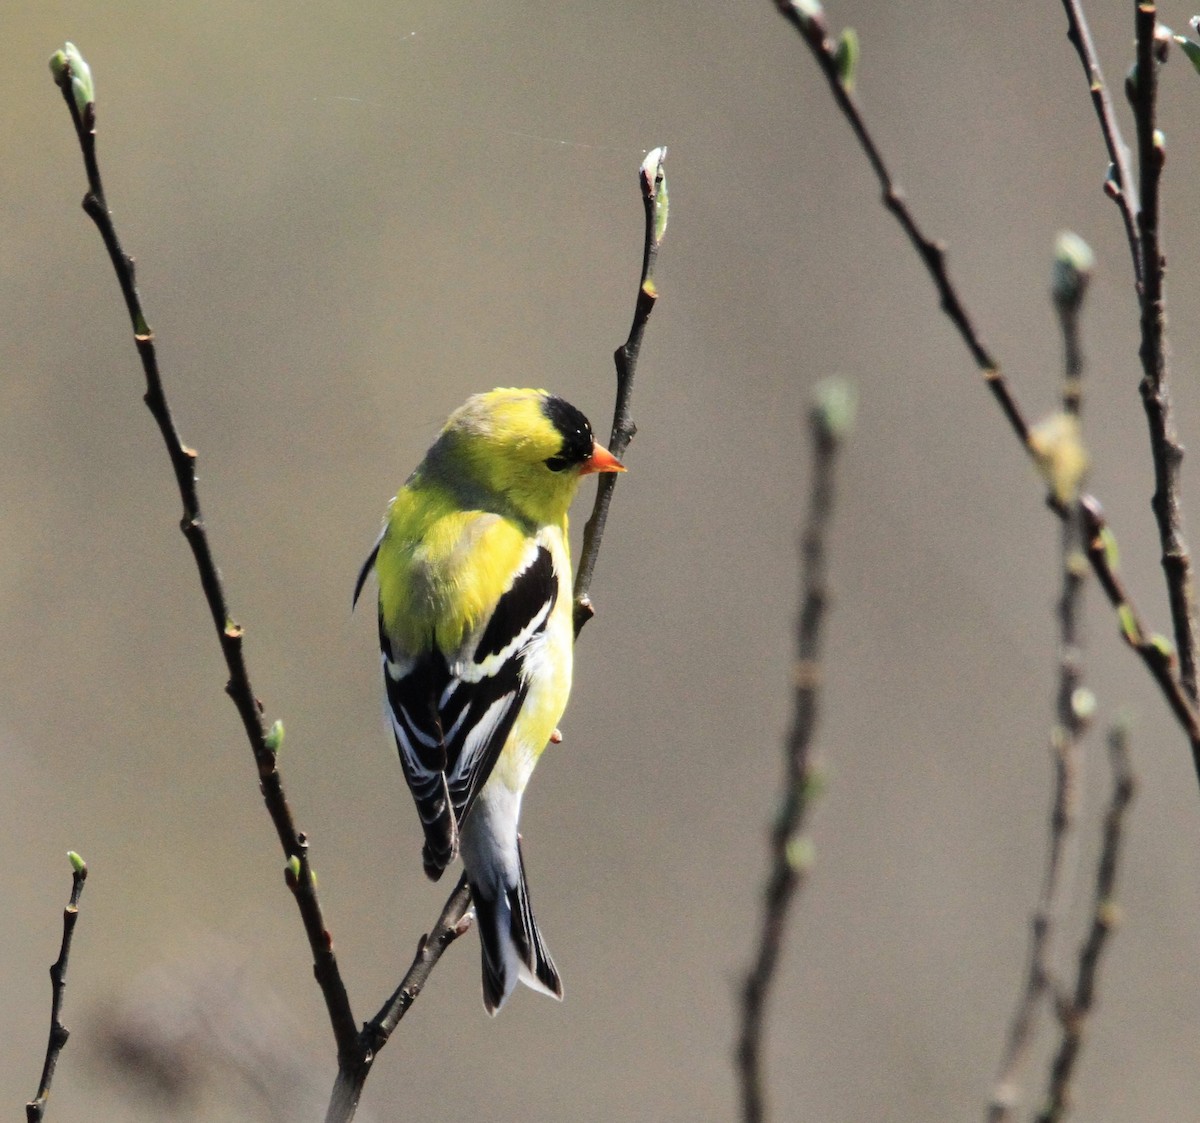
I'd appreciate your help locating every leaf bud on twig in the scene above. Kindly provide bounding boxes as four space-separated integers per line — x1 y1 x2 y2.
1028 412 1089 504
810 377 857 442
834 28 860 92
264 719 285 755
1172 33 1200 74
49 42 94 116
1051 231 1094 313
640 147 669 245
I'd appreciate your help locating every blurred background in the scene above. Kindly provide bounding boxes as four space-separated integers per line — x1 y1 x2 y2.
5 2 1200 1120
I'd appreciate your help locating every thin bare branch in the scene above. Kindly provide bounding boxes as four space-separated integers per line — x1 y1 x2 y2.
770 3 1200 789
574 147 668 636
1078 496 1200 772
27 855 88 1123
1130 3 1199 703
1034 721 1136 1123
1058 0 1142 284
736 382 852 1123
325 876 473 1123
987 263 1091 1123
51 47 357 1065
770 3 1026 444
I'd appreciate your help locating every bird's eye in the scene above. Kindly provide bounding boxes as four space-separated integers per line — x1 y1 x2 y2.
544 454 570 472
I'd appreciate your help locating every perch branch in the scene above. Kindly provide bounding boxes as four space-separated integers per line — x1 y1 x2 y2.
26 855 88 1123
575 147 668 636
324 876 473 1123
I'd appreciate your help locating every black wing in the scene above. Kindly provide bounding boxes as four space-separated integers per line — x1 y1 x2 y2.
382 544 558 880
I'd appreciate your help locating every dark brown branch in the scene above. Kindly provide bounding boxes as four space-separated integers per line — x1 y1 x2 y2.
736 383 850 1123
771 3 1027 445
27 855 88 1123
1130 3 1199 704
1059 0 1142 285
324 876 473 1123
50 49 358 1066
1079 496 1200 776
1035 721 1136 1123
771 3 1200 792
574 147 668 636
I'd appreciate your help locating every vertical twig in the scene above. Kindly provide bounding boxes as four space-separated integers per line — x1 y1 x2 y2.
1034 721 1136 1123
27 853 88 1123
1058 0 1142 284
736 380 853 1123
574 147 668 636
1130 4 1199 704
48 44 359 1064
987 241 1093 1123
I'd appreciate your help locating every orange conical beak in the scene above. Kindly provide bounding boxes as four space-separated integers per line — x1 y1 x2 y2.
580 441 626 476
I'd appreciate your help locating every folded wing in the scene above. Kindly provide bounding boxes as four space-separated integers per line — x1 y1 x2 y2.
380 541 557 879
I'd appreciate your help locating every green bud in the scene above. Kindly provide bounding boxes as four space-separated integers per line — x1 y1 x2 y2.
1173 34 1200 74
1028 412 1088 503
1051 231 1095 311
285 856 301 883
811 377 857 440
640 147 669 245
67 850 87 875
1099 525 1119 570
264 720 285 755
654 170 669 245
62 43 94 114
49 50 69 87
834 28 860 92
785 835 816 872
1117 604 1140 645
1150 632 1176 660
1070 687 1097 722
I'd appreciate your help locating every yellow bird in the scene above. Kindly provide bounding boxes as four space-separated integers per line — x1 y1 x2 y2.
355 388 624 1013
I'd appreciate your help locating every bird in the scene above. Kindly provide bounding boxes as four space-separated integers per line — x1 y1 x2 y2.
354 387 625 1013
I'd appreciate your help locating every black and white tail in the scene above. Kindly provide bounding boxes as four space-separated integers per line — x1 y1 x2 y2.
470 837 563 1015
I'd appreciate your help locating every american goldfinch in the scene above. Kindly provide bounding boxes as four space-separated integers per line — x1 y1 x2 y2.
354 387 625 1014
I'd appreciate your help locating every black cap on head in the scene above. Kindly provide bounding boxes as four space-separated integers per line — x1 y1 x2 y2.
541 395 595 471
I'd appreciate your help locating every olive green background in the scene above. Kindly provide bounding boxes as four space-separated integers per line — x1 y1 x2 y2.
5 3 1200 1120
